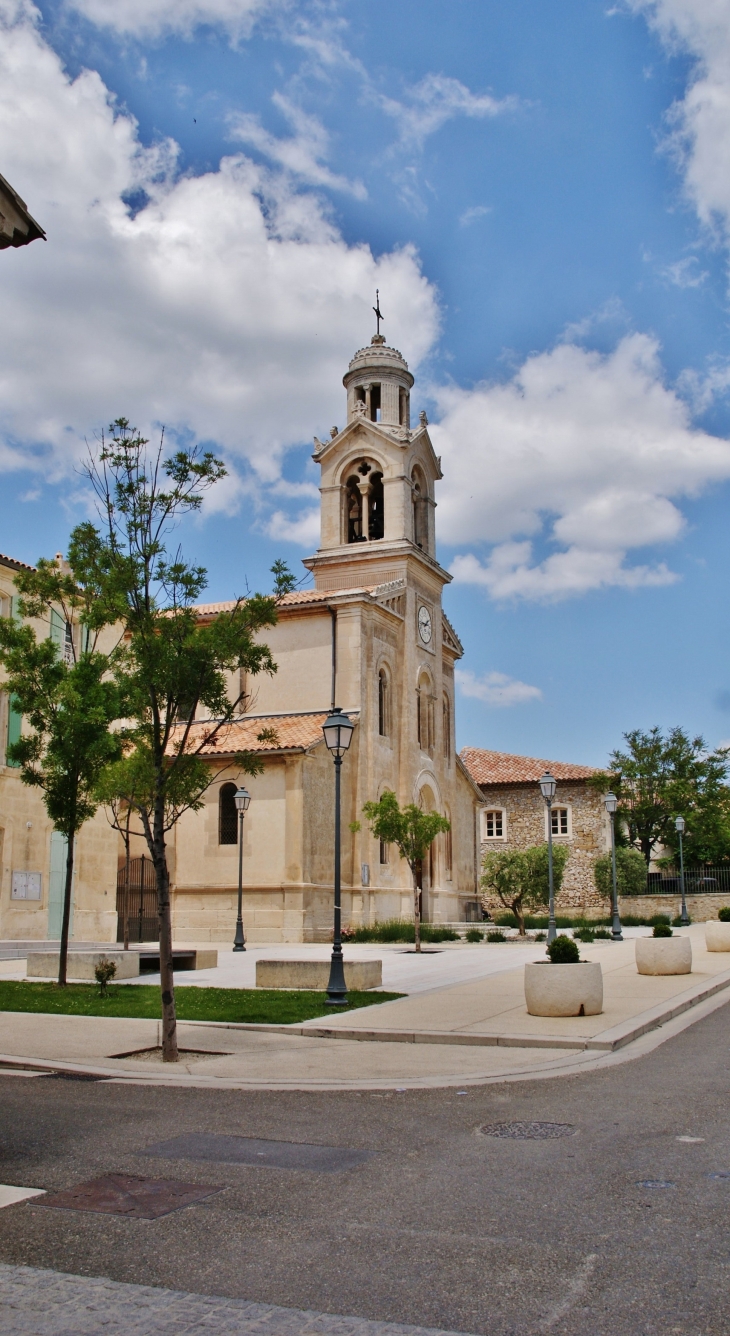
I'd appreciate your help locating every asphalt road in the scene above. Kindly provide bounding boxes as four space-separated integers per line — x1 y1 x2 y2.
2 1003 730 1336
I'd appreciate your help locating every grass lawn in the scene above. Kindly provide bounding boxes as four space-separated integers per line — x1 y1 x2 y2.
0 980 404 1025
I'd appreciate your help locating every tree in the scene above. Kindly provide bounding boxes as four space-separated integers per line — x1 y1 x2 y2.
480 844 570 936
594 727 730 866
0 581 124 985
594 846 646 901
80 419 293 1061
360 790 450 952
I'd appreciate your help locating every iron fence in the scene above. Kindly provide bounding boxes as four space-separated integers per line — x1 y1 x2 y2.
640 866 730 896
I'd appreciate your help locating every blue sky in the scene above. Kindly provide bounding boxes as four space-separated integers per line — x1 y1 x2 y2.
2 0 730 765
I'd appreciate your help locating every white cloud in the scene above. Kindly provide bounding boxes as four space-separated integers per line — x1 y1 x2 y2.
0 0 438 504
378 74 518 153
432 333 730 600
661 255 709 287
456 668 542 708
459 205 491 227
266 507 320 546
228 94 366 198
62 0 280 40
631 1 730 246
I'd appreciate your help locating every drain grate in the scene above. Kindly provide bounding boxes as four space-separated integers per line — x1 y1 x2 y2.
479 1121 576 1140
36 1174 222 1219
637 1180 675 1189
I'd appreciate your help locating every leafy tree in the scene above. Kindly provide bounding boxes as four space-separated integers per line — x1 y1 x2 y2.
594 846 646 901
0 581 124 985
78 419 294 1061
359 790 450 952
480 843 570 936
593 727 730 866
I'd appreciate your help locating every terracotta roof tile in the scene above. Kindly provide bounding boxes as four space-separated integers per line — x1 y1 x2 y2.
0 552 35 573
193 587 377 618
174 712 352 756
460 746 600 787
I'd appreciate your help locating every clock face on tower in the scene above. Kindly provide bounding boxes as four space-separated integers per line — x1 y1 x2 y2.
418 605 433 645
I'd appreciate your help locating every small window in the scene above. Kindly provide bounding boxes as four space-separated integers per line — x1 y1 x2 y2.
484 809 504 839
369 384 381 422
219 782 239 845
346 476 363 543
551 807 570 837
378 668 390 737
379 839 389 865
417 672 433 753
444 815 452 880
443 695 451 763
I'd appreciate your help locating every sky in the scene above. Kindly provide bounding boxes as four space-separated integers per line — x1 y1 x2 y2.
2 0 730 766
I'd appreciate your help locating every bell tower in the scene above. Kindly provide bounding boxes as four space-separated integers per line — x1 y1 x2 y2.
304 334 445 590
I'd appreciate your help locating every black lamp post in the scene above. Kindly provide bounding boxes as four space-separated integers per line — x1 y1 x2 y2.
233 785 251 952
322 708 355 1006
604 792 623 941
676 815 689 926
539 771 558 944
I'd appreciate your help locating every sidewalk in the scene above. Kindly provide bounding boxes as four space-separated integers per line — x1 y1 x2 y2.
1 925 728 1090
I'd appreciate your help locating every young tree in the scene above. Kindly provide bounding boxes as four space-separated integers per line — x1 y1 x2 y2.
0 577 124 984
80 419 293 1061
360 790 450 952
480 844 570 936
595 727 730 866
593 846 646 901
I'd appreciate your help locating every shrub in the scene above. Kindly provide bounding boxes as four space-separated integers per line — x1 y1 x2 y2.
719 907 730 922
547 935 580 963
594 846 647 900
481 843 570 935
94 956 117 997
465 928 483 943
672 915 690 927
574 927 595 943
534 931 546 942
593 928 611 940
653 922 673 937
486 930 506 943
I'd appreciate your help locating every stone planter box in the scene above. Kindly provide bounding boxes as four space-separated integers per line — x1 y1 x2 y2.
27 950 141 981
635 937 691 975
256 959 382 991
524 961 603 1017
705 922 730 952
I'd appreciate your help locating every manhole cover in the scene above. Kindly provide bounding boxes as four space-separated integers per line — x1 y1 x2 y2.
479 1121 576 1140
36 1174 221 1219
141 1134 374 1173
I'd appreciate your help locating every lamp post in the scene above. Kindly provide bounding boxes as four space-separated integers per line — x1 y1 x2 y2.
233 786 251 952
604 792 623 941
322 708 355 1006
676 815 689 926
539 772 557 944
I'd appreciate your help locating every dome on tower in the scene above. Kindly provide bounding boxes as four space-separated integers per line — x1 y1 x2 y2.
343 334 414 429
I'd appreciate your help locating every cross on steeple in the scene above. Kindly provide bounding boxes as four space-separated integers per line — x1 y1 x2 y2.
373 290 384 337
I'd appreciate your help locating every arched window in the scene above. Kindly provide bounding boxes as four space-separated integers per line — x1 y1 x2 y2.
369 472 384 540
417 671 434 753
412 468 428 549
219 782 238 845
443 695 451 763
378 667 390 737
444 809 452 880
346 476 363 543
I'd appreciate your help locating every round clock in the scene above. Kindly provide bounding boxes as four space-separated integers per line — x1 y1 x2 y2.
418 606 433 645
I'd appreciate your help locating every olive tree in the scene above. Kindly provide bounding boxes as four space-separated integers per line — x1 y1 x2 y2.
359 790 450 952
481 843 570 936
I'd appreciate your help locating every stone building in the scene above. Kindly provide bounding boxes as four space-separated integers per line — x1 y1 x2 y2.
0 553 117 942
460 748 609 915
0 172 45 250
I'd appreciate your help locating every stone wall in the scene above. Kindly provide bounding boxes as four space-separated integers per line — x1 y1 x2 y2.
479 781 610 917
616 893 730 923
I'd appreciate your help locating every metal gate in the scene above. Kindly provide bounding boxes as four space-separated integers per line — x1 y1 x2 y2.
116 856 159 943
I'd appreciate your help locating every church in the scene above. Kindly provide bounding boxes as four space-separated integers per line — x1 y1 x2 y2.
164 330 486 942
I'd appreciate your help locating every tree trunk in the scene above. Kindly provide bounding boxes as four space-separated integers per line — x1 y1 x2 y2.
123 812 131 951
150 797 178 1063
57 830 75 987
413 867 421 953
513 898 525 936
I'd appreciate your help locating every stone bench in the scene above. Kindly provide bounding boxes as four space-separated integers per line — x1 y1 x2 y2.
26 948 218 981
256 959 382 991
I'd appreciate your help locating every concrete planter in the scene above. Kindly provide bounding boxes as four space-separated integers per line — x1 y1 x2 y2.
256 959 382 991
27 950 141 981
635 937 691 975
705 921 730 952
524 961 603 1017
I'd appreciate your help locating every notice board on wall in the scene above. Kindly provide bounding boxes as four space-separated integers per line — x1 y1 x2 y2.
11 871 42 900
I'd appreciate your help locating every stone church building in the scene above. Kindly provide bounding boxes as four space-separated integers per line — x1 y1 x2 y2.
0 332 613 944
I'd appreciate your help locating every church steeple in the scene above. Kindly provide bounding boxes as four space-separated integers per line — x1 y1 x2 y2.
305 331 446 589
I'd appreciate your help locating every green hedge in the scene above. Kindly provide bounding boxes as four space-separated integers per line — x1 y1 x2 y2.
345 919 459 943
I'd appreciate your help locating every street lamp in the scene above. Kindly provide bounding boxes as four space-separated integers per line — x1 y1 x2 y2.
539 772 558 944
604 792 623 941
233 785 251 952
675 815 689 926
322 708 355 1006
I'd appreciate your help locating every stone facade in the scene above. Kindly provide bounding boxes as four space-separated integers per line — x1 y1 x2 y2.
459 749 610 918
